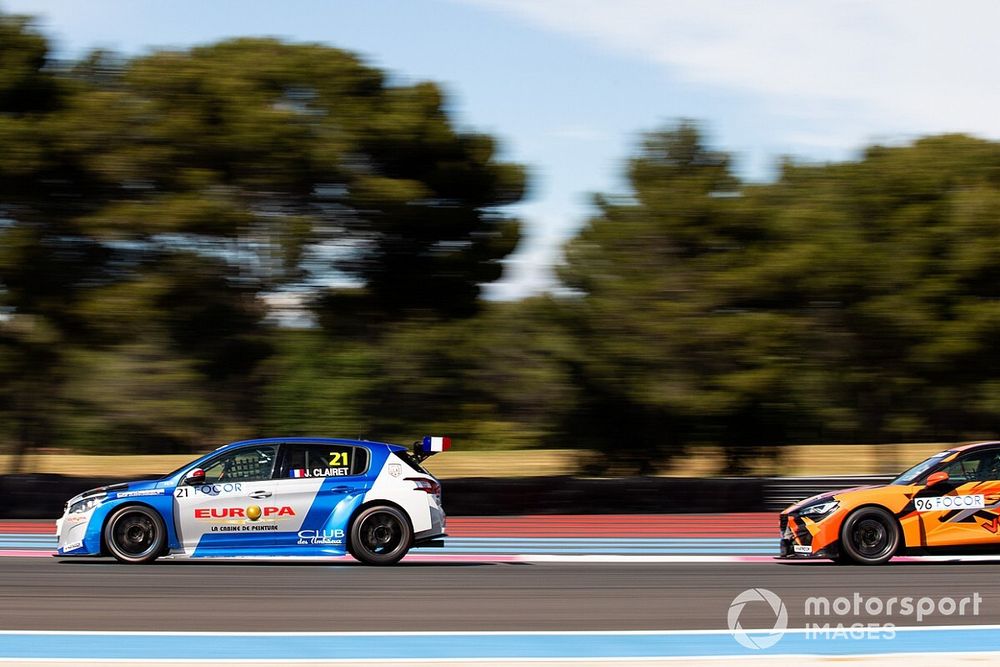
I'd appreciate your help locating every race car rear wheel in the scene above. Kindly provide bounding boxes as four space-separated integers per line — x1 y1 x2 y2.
104 505 165 564
349 505 412 565
839 506 900 565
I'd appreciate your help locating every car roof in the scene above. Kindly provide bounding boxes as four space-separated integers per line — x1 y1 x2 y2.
946 440 1000 454
217 437 405 452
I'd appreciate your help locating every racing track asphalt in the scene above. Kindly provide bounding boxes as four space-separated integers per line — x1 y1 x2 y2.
4 557 1000 632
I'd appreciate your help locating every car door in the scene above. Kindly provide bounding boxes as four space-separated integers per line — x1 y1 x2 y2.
269 442 372 552
173 444 288 554
917 447 1000 547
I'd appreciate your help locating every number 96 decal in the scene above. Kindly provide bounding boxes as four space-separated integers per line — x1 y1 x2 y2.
914 495 985 511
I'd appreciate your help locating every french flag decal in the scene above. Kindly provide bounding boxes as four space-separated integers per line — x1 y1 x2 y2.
422 436 451 452
290 469 307 478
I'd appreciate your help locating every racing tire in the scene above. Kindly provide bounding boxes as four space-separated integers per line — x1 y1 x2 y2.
349 505 412 566
104 505 166 564
838 506 900 565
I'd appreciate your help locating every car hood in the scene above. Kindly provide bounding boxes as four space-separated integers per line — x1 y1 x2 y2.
783 485 882 514
66 477 164 505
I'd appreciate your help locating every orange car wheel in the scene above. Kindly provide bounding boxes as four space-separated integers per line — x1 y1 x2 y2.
839 507 900 565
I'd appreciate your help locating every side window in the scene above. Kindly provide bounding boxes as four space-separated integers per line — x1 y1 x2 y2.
282 444 369 479
944 450 1000 483
201 446 278 483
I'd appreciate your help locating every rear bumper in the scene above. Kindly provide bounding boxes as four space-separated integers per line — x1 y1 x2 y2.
424 502 445 537
413 533 447 548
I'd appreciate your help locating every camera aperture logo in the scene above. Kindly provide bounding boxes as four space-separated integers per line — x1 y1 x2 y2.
727 588 788 649
727 588 983 649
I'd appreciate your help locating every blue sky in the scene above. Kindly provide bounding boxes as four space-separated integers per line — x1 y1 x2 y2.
6 0 999 299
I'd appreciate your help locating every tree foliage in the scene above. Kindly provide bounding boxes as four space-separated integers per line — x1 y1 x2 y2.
6 8 1000 477
563 122 1000 472
0 11 524 462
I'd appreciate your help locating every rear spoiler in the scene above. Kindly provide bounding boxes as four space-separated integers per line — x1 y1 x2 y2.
412 436 451 463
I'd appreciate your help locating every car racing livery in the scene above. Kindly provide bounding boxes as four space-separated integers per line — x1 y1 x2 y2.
780 441 1000 564
55 436 449 565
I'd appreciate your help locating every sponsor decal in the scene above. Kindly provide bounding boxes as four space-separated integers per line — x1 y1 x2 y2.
199 504 295 532
297 529 345 545
194 505 295 520
981 516 1000 533
793 545 813 554
195 482 243 495
61 541 84 552
289 467 350 478
115 489 165 498
388 463 402 478
175 483 244 498
64 515 88 525
213 524 279 532
914 495 985 512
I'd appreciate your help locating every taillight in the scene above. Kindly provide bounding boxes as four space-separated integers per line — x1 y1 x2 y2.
407 477 441 497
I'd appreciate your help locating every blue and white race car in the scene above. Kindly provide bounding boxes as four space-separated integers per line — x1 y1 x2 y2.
55 436 449 565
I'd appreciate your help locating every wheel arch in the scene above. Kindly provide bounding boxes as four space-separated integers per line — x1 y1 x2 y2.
839 503 905 557
346 499 415 549
99 501 168 556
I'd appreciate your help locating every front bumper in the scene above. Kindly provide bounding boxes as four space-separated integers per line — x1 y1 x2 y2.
54 510 98 556
777 538 839 559
776 512 841 560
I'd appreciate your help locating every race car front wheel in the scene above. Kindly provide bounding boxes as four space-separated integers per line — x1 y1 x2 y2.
839 506 900 565
349 505 412 565
104 505 166 564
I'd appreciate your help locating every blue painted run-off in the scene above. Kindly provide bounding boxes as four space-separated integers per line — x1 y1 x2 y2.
1 629 998 660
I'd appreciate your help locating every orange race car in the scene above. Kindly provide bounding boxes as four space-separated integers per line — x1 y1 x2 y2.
780 441 1000 564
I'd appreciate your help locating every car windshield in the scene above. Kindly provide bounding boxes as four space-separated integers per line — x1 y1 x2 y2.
160 447 222 480
891 451 952 485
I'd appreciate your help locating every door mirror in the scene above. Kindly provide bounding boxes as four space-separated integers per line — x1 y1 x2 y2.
184 468 205 485
926 471 949 487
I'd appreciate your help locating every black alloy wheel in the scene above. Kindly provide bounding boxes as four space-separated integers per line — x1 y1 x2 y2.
839 506 900 565
104 506 166 564
348 505 412 565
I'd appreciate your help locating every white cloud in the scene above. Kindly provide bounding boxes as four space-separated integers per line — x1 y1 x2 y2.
464 0 1000 297
464 0 1000 138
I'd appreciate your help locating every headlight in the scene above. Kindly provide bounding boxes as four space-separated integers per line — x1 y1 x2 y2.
68 494 106 514
798 500 839 518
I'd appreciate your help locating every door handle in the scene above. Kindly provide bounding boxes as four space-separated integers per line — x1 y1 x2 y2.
328 486 353 494
249 490 272 499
